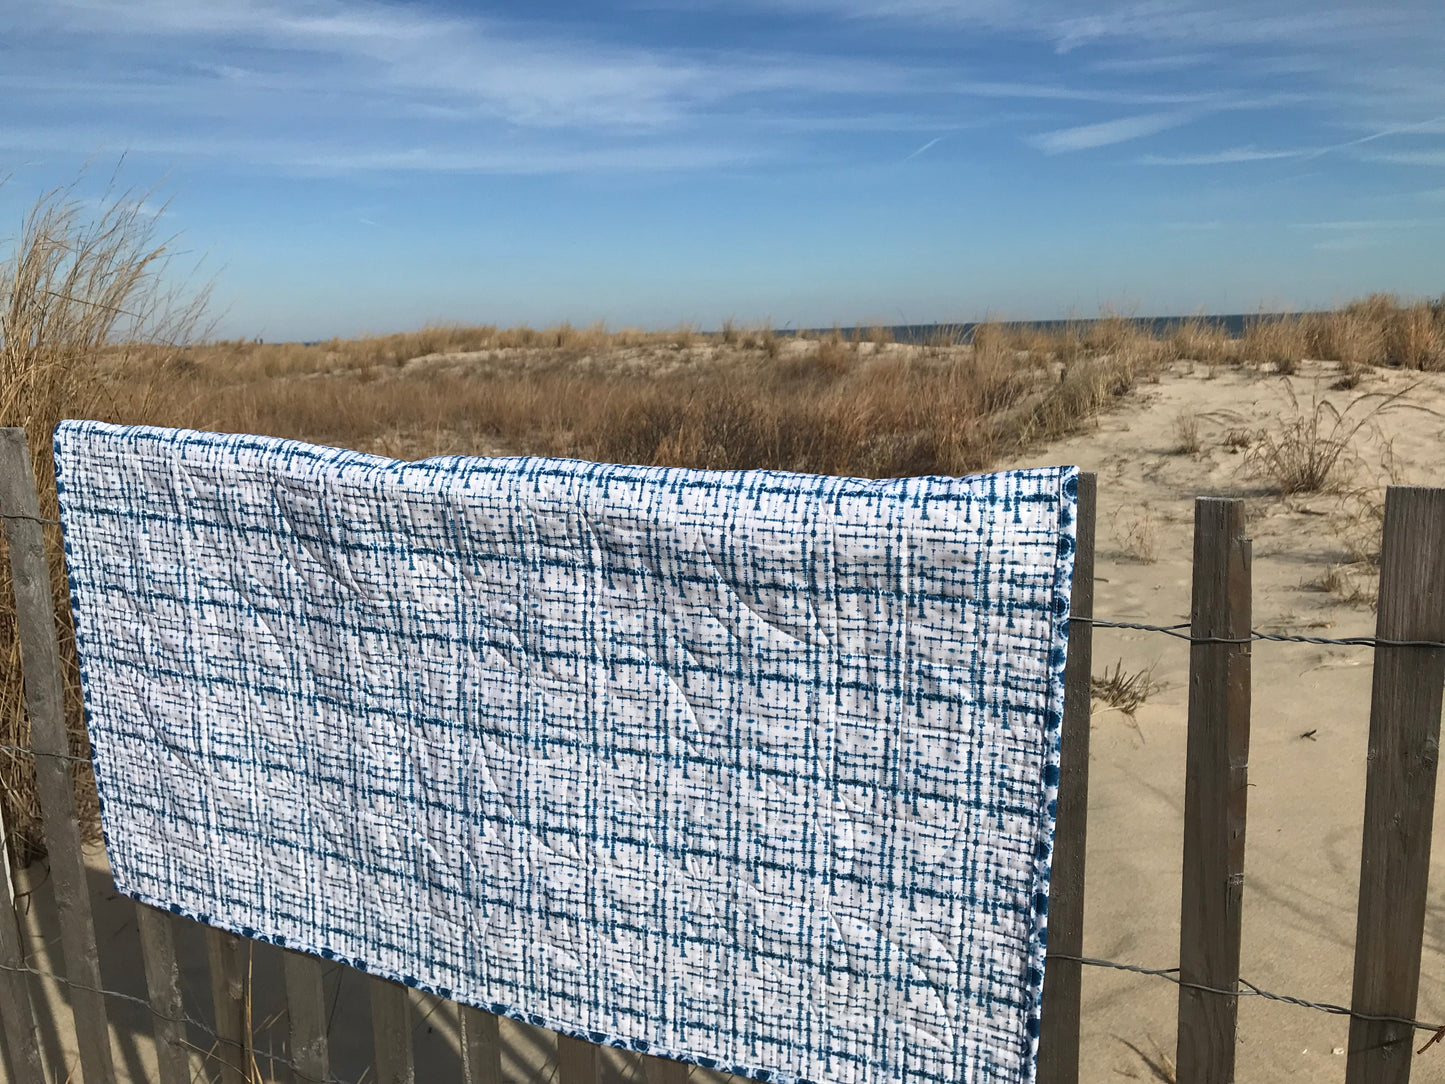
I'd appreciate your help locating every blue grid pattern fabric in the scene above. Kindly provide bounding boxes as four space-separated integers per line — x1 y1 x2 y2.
55 421 1077 1084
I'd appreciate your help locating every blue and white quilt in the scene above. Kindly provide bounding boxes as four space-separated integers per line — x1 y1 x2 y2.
55 421 1077 1084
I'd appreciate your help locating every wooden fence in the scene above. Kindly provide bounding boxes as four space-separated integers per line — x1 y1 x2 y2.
2 425 1444 1083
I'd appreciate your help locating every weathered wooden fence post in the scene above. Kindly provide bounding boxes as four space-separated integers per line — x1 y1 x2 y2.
136 904 193 1084
1345 486 1445 1084
283 949 332 1083
1175 498 1251 1084
370 977 416 1084
1038 471 1096 1084
640 1051 690 1084
0 795 48 1084
460 1004 503 1084
206 928 251 1084
0 426 116 1083
557 1032 600 1084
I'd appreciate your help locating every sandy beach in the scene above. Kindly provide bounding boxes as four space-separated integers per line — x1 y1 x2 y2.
1012 358 1445 1081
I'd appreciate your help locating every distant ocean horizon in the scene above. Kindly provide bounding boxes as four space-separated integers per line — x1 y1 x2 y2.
293 312 1286 348
792 313 1267 344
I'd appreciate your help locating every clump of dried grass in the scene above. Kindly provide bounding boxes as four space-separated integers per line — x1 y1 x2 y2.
1116 512 1160 564
1382 301 1444 370
1092 660 1162 716
1245 385 1417 496
124 325 1158 484
1307 307 1383 370
1 180 207 860
1305 294 1445 372
1167 315 1237 365
1172 412 1202 455
1241 313 1309 372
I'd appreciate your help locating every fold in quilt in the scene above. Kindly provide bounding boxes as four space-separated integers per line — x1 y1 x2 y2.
55 421 1078 1084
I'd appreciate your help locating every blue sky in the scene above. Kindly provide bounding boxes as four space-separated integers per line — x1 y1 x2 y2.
3 0 1443 341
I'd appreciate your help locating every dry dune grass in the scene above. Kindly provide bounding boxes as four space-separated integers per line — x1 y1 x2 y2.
1 184 206 859
115 330 1147 479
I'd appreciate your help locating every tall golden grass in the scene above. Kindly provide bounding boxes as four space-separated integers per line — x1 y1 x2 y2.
1 184 207 859
112 330 1144 477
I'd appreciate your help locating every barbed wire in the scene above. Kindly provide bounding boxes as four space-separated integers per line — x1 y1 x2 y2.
0 511 62 527
1073 616 1445 651
1046 952 1445 1054
1047 952 1431 1029
0 742 94 766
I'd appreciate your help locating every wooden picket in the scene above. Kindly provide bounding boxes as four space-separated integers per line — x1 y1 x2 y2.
370 977 416 1084
136 904 191 1084
459 1004 503 1084
0 427 115 1083
282 949 332 1083
1175 498 1252 1084
1345 488 1445 1084
0 791 46 1084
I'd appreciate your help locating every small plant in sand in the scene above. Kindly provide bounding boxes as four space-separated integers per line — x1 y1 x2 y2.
1330 361 1365 391
1092 660 1162 716
1116 1035 1177 1082
1304 563 1377 609
1116 511 1160 564
1245 384 1418 496
1221 426 1253 453
1316 477 1396 609
1172 412 1202 455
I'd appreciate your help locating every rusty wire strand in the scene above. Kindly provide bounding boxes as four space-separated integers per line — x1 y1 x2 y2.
1046 951 1445 1048
1071 616 1445 650
0 512 62 526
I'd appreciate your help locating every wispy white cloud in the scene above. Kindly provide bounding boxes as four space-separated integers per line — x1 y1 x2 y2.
1050 5 1409 53
1367 151 1445 166
6 0 996 177
1136 115 1445 166
903 136 943 160
0 127 761 175
1139 146 1306 165
1292 219 1437 230
953 79 1213 105
9 0 1445 183
12 0 926 133
74 194 167 218
1089 52 1216 74
734 0 1427 54
1028 111 1192 153
1313 236 1385 251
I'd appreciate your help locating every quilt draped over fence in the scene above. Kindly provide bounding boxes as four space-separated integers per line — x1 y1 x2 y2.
55 421 1078 1084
